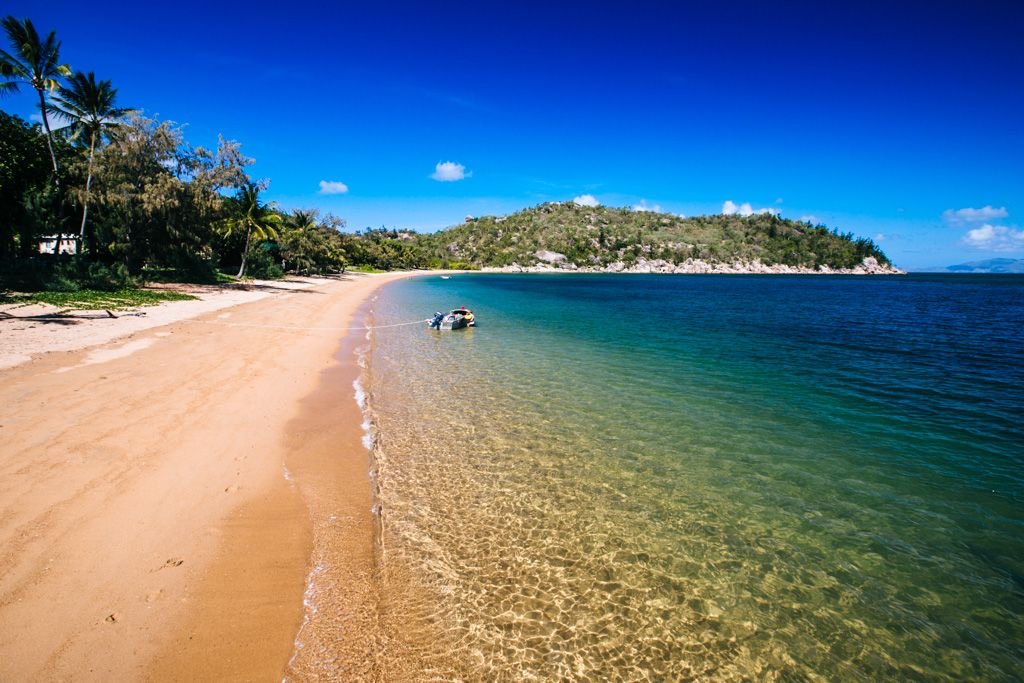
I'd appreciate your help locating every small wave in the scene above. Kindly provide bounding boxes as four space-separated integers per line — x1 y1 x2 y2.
353 377 374 451
284 562 326 680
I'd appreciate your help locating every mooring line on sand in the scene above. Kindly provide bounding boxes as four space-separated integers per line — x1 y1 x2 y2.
182 318 428 332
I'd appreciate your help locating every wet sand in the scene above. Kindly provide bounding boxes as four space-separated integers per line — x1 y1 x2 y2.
0 272 418 680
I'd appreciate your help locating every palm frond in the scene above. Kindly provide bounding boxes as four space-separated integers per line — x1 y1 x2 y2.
0 18 69 88
1 16 29 49
107 106 135 119
46 70 132 147
0 47 31 79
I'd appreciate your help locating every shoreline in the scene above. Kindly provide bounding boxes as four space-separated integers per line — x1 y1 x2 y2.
0 271 427 680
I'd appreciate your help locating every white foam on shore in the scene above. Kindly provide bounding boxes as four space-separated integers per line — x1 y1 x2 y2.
353 376 374 451
352 330 376 452
284 562 326 680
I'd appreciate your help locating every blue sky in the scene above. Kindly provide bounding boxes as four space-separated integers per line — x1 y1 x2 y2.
3 0 1022 269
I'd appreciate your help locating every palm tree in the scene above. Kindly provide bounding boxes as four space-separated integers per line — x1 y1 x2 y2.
283 209 321 273
48 71 133 244
0 16 71 185
221 183 282 278
288 209 319 231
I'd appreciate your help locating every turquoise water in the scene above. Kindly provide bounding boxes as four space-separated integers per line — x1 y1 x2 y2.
364 274 1023 681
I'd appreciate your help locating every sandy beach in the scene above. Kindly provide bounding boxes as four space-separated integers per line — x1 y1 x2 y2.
0 272 417 680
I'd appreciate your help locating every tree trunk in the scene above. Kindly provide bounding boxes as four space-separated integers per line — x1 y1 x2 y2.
78 130 96 249
37 88 60 188
237 225 253 278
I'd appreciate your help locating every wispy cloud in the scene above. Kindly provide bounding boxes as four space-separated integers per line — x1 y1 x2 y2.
962 224 1024 251
318 180 349 195
799 215 819 224
431 161 470 182
722 200 778 217
30 112 70 131
573 194 599 207
633 200 662 213
391 83 493 114
874 233 887 242
943 205 1008 224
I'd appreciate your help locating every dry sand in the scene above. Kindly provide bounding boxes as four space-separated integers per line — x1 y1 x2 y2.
0 272 419 680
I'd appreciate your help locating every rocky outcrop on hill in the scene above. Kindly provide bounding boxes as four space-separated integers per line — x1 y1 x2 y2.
483 256 903 275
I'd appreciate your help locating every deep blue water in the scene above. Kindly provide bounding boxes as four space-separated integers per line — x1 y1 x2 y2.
366 273 1024 680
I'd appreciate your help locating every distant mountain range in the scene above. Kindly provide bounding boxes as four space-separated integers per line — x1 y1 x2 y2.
944 258 1024 274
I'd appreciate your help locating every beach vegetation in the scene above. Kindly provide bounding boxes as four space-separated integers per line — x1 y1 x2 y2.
218 182 281 278
5 287 195 310
277 209 349 275
0 16 71 184
46 71 133 247
0 112 66 260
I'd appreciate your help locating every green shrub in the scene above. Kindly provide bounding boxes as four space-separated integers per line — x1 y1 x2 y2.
242 245 284 279
0 256 133 292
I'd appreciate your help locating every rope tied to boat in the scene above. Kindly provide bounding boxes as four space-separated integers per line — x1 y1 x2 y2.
183 317 431 332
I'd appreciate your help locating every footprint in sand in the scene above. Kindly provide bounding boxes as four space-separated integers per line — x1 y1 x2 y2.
104 613 120 624
145 589 165 603
224 484 239 494
152 558 184 573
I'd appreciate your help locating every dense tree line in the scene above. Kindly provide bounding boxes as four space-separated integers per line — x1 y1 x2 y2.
0 16 421 292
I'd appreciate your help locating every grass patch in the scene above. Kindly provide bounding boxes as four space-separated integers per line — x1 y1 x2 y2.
8 288 197 311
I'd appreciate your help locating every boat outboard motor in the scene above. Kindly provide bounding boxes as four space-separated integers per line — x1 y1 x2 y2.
430 312 444 329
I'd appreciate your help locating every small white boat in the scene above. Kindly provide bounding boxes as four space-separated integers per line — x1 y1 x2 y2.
440 275 451 280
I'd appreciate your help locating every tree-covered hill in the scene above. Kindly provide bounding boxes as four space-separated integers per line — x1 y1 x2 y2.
415 202 895 272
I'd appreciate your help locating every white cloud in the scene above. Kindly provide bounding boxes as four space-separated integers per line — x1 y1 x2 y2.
723 200 778 217
943 205 1008 224
573 194 600 207
962 224 1024 251
633 200 662 213
318 180 349 195
874 233 887 242
799 215 819 224
431 161 470 182
723 200 751 216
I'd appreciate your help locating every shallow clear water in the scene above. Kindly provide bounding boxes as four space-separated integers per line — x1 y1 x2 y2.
364 274 1024 681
